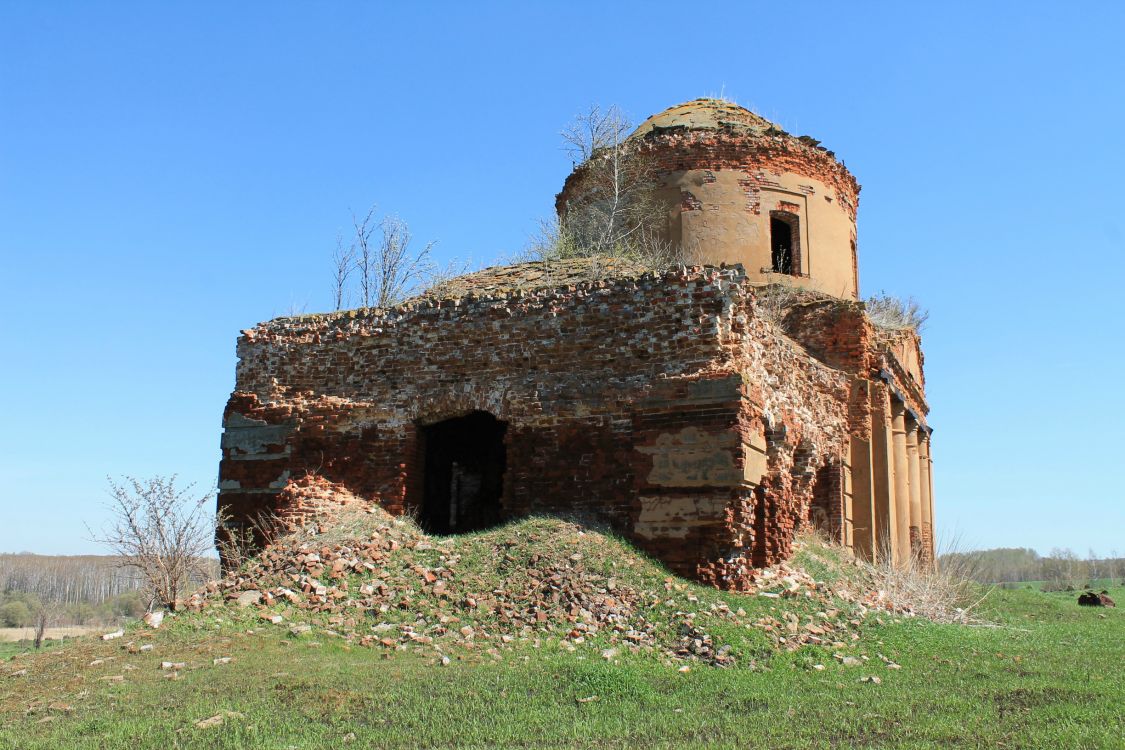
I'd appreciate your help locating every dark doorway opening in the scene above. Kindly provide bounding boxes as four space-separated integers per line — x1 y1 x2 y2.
419 411 507 534
771 216 794 274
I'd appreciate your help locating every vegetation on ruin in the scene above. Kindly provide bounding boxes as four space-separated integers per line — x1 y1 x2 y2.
751 278 819 325
527 105 690 271
864 291 930 332
2 516 1121 749
322 103 684 312
327 205 472 311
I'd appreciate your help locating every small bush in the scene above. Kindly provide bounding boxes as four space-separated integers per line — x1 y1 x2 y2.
0 600 32 627
102 591 146 620
64 602 96 625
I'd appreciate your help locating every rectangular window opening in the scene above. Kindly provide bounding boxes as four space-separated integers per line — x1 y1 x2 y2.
770 212 801 276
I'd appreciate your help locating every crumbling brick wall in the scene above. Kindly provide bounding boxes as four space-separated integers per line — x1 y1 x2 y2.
219 265 863 588
557 129 860 223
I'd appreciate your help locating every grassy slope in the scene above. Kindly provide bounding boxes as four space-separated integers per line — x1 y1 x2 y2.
1 520 1122 750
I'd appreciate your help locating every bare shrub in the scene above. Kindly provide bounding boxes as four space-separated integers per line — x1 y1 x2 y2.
32 603 58 649
522 215 581 265
794 528 991 625
867 535 991 624
215 510 286 571
374 214 437 307
331 232 355 311
339 206 438 309
89 476 217 611
864 291 929 332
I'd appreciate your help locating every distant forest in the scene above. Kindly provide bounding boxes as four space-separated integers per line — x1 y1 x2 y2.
0 553 218 627
940 547 1125 589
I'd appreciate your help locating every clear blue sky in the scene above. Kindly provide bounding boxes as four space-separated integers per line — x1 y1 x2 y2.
2 2 1122 557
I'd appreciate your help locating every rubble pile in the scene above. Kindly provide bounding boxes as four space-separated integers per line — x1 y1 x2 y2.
189 511 885 665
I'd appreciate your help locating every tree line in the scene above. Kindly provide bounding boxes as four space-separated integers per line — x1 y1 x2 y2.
0 550 219 628
939 547 1125 589
1 553 146 607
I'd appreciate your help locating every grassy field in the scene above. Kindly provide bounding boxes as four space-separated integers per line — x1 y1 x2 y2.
997 579 1119 593
0 626 102 644
1 525 1121 749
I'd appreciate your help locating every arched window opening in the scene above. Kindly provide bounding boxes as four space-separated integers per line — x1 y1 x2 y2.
417 411 507 535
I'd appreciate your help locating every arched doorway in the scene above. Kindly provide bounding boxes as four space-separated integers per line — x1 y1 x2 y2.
418 411 507 534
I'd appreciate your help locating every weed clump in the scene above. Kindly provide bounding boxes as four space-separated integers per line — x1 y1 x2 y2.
864 292 929 332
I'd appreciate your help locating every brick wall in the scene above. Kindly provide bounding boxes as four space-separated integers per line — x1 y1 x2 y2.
218 265 874 587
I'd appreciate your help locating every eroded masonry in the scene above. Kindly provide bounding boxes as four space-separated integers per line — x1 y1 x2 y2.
218 99 935 588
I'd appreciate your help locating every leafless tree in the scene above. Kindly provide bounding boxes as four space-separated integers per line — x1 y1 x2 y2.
374 214 436 308
336 205 437 309
1042 547 1084 591
351 206 379 308
331 232 355 311
1087 548 1102 583
562 103 630 162
1111 549 1123 585
88 476 216 611
0 553 145 606
553 104 673 266
32 603 56 649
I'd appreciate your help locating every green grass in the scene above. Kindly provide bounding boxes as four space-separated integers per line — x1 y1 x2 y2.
0 642 31 661
0 638 67 661
2 529 1121 749
996 579 1119 593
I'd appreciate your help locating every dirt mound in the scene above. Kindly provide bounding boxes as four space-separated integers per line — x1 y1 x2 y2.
190 507 909 665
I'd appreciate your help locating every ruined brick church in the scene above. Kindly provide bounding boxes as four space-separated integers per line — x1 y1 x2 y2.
218 99 935 589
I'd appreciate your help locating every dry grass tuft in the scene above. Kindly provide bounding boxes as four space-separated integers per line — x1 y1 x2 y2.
794 529 992 625
864 292 929 332
863 539 993 625
753 279 806 325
